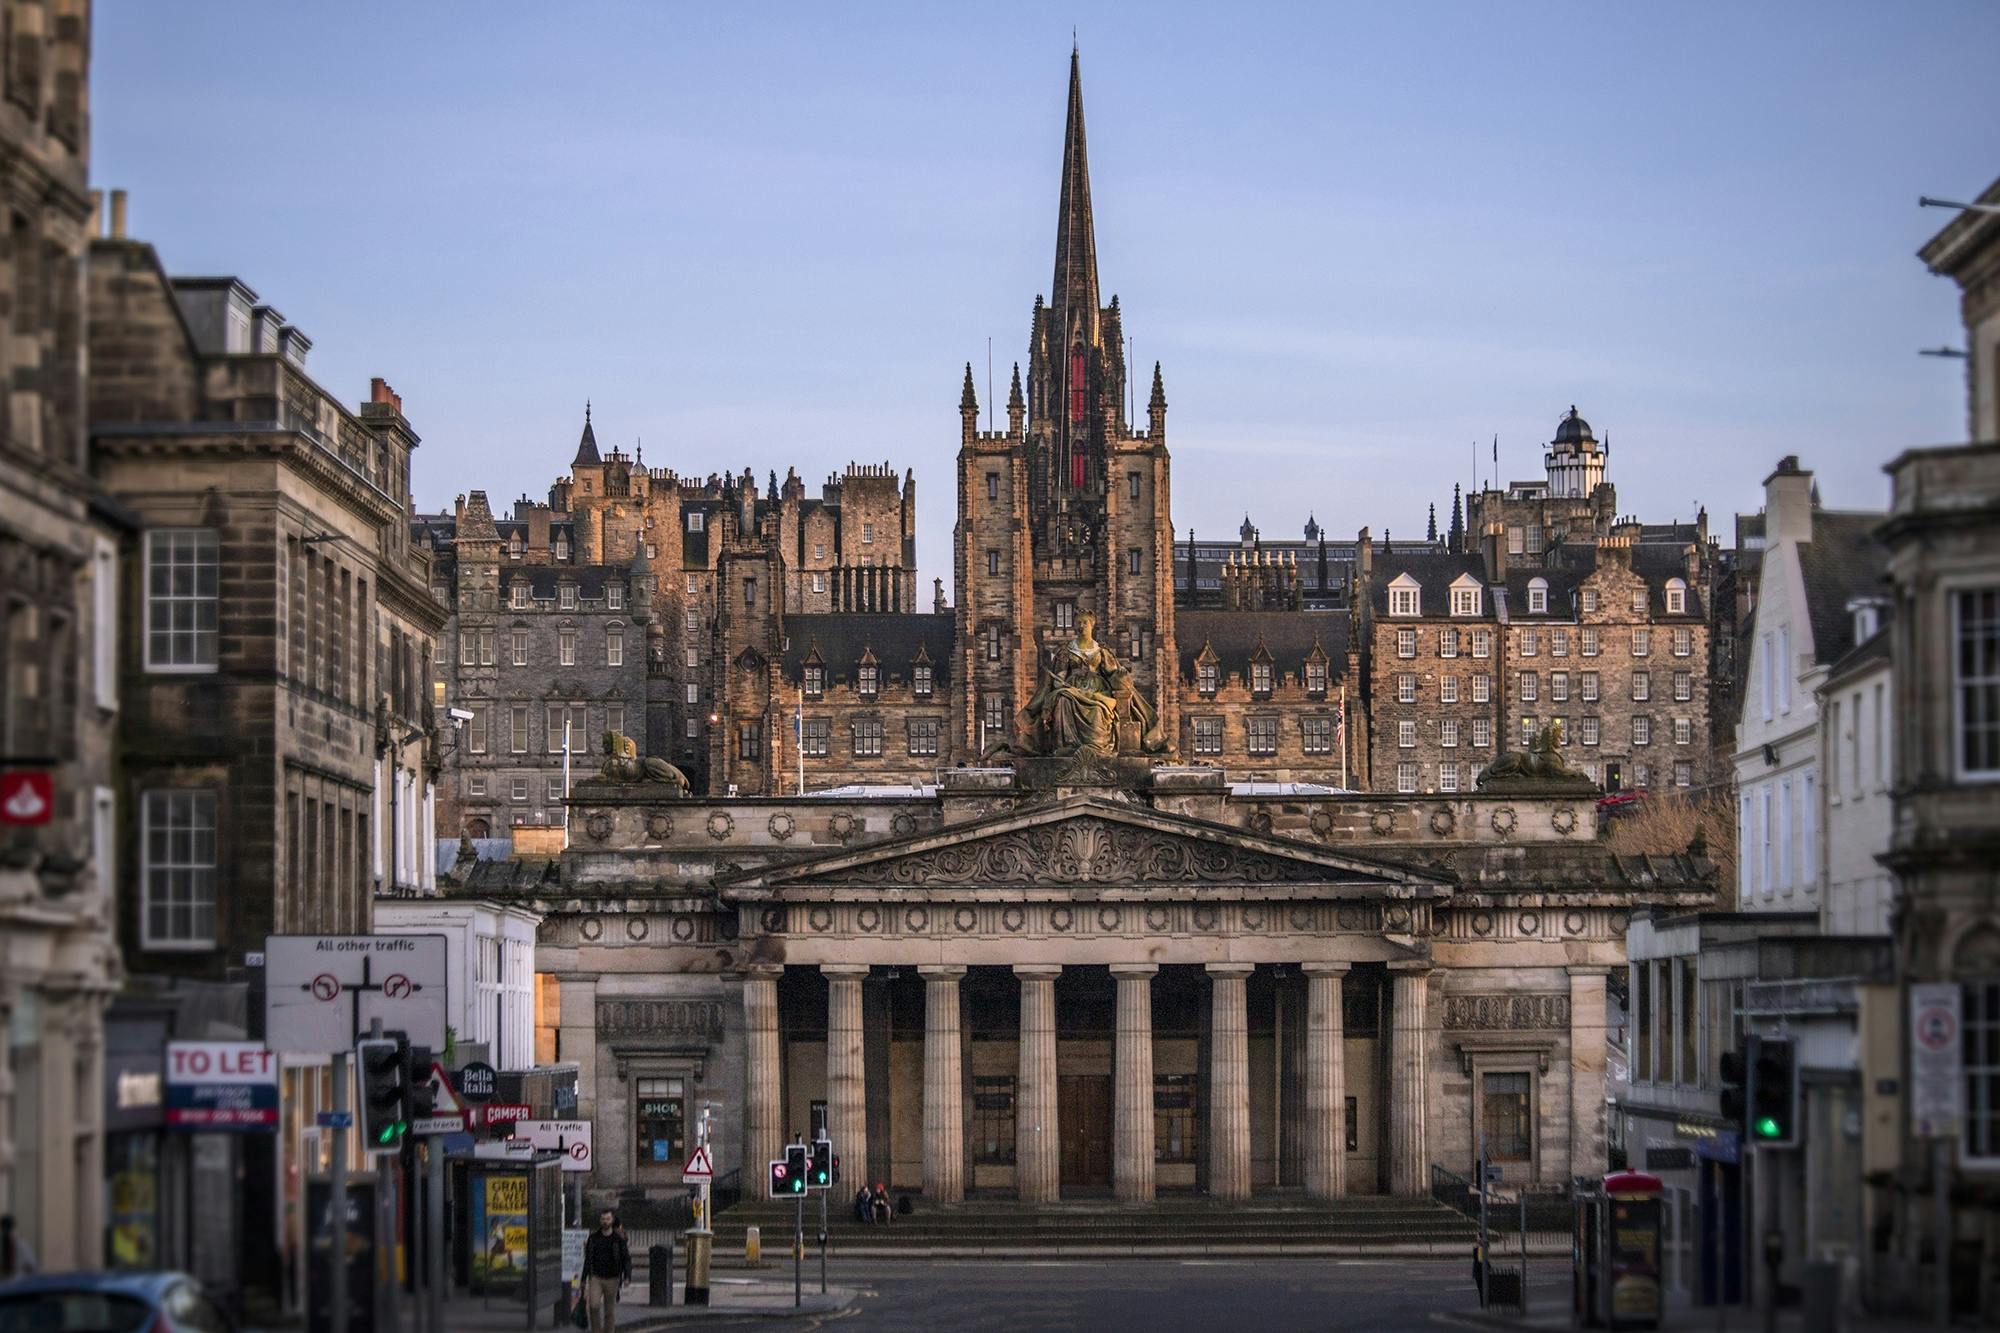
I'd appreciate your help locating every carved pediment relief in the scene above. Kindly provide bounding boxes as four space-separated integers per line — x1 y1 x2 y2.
720 796 1449 896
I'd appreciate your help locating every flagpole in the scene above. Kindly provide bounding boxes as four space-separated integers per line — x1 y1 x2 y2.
796 691 805 796
1338 682 1349 790
562 716 572 848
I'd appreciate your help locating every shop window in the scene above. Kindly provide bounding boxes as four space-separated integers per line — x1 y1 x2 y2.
635 1077 686 1166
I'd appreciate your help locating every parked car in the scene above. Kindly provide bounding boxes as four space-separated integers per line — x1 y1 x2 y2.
0 1272 233 1332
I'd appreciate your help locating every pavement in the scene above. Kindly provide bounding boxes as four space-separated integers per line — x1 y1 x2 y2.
1433 1290 1953 1333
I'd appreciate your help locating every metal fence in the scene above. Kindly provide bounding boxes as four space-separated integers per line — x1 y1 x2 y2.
1430 1163 1573 1232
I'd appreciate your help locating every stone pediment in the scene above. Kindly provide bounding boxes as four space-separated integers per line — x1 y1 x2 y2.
719 796 1451 899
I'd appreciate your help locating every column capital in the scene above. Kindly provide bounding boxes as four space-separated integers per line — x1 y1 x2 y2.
916 964 967 979
1386 958 1435 976
1565 964 1615 978
1109 963 1159 980
1013 964 1063 980
1205 962 1255 978
820 963 871 978
1302 961 1352 978
740 963 784 980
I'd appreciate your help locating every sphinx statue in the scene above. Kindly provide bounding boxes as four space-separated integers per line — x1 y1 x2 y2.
597 731 691 796
1476 719 1594 790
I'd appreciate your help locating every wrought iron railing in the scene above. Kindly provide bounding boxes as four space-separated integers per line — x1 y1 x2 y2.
1431 1163 1573 1231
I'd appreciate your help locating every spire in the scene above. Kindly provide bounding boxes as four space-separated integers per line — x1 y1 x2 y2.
572 401 600 467
1050 46 1101 347
1148 361 1166 413
960 362 978 414
1449 483 1465 550
1427 503 1438 545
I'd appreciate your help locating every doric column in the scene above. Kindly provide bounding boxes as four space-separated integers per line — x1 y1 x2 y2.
1388 964 1433 1197
1207 963 1254 1202
1015 965 1062 1203
823 965 868 1182
1568 966 1612 1180
919 965 967 1202
1303 962 1350 1199
743 965 783 1177
1111 964 1158 1203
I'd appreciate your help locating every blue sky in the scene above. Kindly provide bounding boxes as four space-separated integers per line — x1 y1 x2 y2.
96 3 1998 579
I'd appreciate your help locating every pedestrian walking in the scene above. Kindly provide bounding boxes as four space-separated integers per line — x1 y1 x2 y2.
581 1210 629 1333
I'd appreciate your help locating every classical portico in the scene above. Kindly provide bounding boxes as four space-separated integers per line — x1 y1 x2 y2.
518 763 1713 1206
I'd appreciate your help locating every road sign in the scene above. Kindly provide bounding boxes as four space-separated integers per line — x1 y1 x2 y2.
165 1041 278 1131
425 1063 464 1115
316 1109 354 1129
1912 982 1964 1137
0 770 53 826
518 1119 593 1172
455 1060 498 1103
412 1114 466 1136
263 934 447 1053
683 1145 714 1180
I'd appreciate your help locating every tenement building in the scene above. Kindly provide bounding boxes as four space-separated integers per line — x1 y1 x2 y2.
87 212 443 1295
0 0 120 1277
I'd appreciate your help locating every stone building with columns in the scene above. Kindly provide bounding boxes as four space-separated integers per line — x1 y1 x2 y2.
485 758 1712 1207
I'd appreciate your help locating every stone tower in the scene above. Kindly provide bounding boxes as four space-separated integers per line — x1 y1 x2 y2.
956 50 1178 753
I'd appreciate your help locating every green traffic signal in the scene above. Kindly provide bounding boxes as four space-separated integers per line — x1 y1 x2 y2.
1754 1116 1782 1139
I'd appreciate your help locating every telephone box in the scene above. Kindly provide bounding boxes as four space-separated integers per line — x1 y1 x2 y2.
1574 1169 1664 1329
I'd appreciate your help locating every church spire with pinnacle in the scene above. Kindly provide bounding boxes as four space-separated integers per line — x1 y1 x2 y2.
572 400 601 467
1050 45 1100 350
1449 483 1465 550
1427 503 1438 545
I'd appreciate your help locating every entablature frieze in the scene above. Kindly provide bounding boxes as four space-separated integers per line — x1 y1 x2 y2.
738 897 1429 944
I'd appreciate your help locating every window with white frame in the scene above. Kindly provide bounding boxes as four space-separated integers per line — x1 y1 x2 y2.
1552 629 1570 657
1521 627 1538 657
559 629 576 666
1666 579 1686 614
511 629 529 666
1472 673 1491 703
1633 714 1652 746
1634 627 1651 657
1521 716 1538 744
858 664 879 697
546 775 563 803
1054 601 1075 630
1581 627 1599 656
1439 762 1460 793
1632 670 1650 702
1397 628 1417 658
1472 629 1492 658
1674 670 1692 702
1396 761 1419 793
1551 671 1569 702
1525 525 1544 556
684 683 699 705
852 718 884 757
1580 715 1600 746
861 522 875 544
1520 671 1538 702
1197 660 1218 695
1304 660 1327 695
1439 627 1460 657
1582 588 1598 613
811 572 824 594
1440 676 1459 704
1673 626 1692 657
606 626 624 666
907 718 940 757
1251 661 1273 695
467 774 487 798
1451 585 1481 617
1390 585 1420 617
1472 717 1492 748
511 704 530 752
804 665 824 697
1528 578 1548 613
1507 527 1524 556
1955 588 2000 779
1674 717 1692 746
607 703 625 737
142 789 218 946
914 664 933 697
559 584 577 611
511 582 530 610
1398 719 1417 749
144 530 220 671
1631 589 1647 614
984 694 1007 732
1397 673 1417 704
1192 716 1222 755
687 510 704 532
800 718 830 757
1635 761 1651 787
1440 718 1460 748
607 582 624 611
1582 670 1600 702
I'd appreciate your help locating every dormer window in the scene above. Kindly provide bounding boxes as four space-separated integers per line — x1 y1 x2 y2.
511 582 529 610
1388 575 1421 617
687 510 704 533
508 533 524 560
1451 587 1481 617
858 663 879 697
554 536 570 561
559 583 576 611
1197 660 1218 696
1665 579 1687 615
1305 660 1327 696
804 664 824 698
1527 578 1548 614
1251 661 1273 696
914 664 933 697
607 583 624 611
1852 601 1880 642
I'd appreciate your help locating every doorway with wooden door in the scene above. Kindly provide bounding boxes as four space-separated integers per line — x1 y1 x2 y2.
1058 1074 1112 1189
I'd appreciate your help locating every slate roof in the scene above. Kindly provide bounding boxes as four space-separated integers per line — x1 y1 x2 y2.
1824 623 1892 688
1176 610 1349 682
783 613 955 682
496 563 638 602
1368 551 1490 615
1798 511 1890 667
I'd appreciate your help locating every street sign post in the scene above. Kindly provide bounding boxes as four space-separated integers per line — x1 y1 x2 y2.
1911 982 1963 1330
517 1120 593 1173
264 935 448 1053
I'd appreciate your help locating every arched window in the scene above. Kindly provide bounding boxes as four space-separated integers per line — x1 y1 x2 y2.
466 818 490 839
1069 345 1087 424
1528 578 1549 614
1665 578 1687 615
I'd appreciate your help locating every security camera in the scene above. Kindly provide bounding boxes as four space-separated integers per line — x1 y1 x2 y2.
447 707 475 725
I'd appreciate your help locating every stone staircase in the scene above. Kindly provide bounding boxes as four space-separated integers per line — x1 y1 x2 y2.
709 1193 1481 1257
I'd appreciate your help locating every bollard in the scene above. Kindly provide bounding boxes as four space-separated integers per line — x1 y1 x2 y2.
745 1225 762 1265
684 1232 712 1307
648 1242 674 1307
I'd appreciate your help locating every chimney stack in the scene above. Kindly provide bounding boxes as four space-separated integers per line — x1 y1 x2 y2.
89 189 103 237
109 189 128 239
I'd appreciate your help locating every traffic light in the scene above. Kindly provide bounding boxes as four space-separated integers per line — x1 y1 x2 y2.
832 1153 841 1186
358 1038 408 1150
1719 1048 1748 1135
407 1045 435 1120
1748 1036 1798 1147
768 1158 794 1198
808 1138 832 1189
770 1143 808 1198
786 1142 809 1194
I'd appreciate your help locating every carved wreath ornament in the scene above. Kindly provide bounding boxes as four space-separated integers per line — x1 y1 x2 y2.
1489 806 1518 835
1551 807 1579 836
867 817 1324 887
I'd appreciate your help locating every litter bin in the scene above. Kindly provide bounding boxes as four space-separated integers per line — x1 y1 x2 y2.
648 1241 674 1307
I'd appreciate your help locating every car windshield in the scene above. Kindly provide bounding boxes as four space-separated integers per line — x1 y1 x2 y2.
0 1291 155 1333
